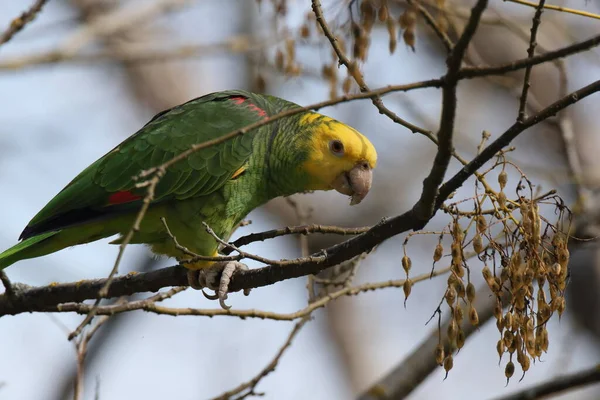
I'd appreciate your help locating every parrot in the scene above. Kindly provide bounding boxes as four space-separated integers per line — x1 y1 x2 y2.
0 89 377 308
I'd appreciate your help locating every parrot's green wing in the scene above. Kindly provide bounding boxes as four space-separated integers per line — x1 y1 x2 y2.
20 90 275 240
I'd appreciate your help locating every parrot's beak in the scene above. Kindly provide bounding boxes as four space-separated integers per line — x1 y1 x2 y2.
331 162 373 205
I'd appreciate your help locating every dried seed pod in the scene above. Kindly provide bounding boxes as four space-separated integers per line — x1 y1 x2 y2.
555 296 566 316
378 2 389 22
444 354 454 377
321 65 333 79
453 305 464 323
451 242 462 264
520 354 531 372
433 243 443 263
403 279 413 304
486 276 500 293
342 76 352 95
452 220 463 242
504 312 513 330
285 38 295 62
476 215 487 234
494 299 503 321
387 18 397 54
505 361 515 382
497 339 505 363
500 267 510 284
445 286 457 307
469 305 479 326
435 344 445 365
455 279 466 299
275 50 284 71
402 28 416 51
453 262 465 279
541 328 549 352
447 319 458 342
456 329 465 349
300 23 310 38
255 74 266 93
482 265 492 281
538 303 551 324
473 234 484 254
398 8 416 29
503 330 514 349
466 282 476 303
402 255 412 274
448 273 459 287
496 318 505 333
498 171 508 190
361 0 376 33
498 191 507 209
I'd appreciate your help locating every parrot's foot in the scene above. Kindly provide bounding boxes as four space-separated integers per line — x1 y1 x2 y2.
186 261 251 310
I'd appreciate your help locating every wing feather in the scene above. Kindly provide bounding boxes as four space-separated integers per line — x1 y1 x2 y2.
20 90 274 240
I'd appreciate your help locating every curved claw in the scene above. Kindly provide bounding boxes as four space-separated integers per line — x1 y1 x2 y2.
219 295 231 310
185 261 250 310
202 289 219 300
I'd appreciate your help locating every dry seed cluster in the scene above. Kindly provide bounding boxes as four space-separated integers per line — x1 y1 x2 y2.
264 0 448 99
402 159 570 382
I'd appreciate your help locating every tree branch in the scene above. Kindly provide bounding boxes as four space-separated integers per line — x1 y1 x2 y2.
460 33 600 80
413 0 488 226
358 285 506 400
492 365 600 400
0 0 48 46
1 78 597 317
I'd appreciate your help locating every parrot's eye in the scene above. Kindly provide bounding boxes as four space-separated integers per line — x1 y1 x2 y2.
329 139 345 156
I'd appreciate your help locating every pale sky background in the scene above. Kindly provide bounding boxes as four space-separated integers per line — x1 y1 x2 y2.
1 1 600 399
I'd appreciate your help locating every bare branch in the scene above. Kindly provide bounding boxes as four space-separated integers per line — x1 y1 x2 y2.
0 0 48 46
0 271 14 298
460 33 600 80
505 0 600 21
358 285 507 400
210 317 310 400
492 365 600 400
413 0 488 226
517 0 546 122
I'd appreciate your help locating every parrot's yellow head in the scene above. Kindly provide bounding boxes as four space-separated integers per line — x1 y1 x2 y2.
300 112 377 205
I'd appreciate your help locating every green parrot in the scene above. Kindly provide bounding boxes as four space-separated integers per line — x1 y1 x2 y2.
0 90 377 308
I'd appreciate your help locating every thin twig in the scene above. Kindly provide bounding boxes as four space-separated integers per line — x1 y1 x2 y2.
506 0 600 21
226 224 370 254
517 0 546 122
460 33 600 80
408 0 454 52
210 317 310 400
0 271 14 298
68 169 164 341
413 0 489 227
311 0 429 135
202 222 326 267
73 314 112 400
0 0 48 46
358 285 508 400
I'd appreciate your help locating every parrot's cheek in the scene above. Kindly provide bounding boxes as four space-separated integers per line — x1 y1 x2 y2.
331 163 373 205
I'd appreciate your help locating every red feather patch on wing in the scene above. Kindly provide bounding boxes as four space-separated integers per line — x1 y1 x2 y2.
108 191 142 205
229 96 268 118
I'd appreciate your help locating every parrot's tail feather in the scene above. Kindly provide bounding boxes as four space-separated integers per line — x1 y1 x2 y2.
0 231 61 270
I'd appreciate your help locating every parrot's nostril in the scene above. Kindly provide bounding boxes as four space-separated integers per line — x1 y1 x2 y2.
360 161 369 170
